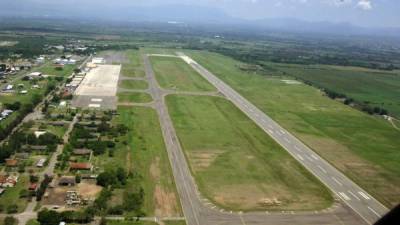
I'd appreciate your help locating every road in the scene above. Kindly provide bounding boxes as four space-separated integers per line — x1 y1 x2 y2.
176 52 389 225
143 54 367 225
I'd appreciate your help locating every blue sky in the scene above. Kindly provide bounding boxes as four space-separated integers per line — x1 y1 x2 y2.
2 0 400 28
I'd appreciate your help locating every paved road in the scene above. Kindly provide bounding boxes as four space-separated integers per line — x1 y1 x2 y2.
143 54 366 225
176 52 389 225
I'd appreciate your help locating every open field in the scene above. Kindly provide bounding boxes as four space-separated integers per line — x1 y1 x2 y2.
166 95 332 211
38 64 75 77
150 56 215 92
93 106 182 217
120 80 149 90
268 63 400 118
117 92 153 103
186 50 400 208
121 50 145 78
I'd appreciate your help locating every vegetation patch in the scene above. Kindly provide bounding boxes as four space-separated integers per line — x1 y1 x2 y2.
117 92 152 103
119 80 148 90
166 95 332 211
150 56 215 92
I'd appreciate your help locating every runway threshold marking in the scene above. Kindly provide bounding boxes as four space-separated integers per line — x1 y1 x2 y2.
358 192 371 200
311 154 319 160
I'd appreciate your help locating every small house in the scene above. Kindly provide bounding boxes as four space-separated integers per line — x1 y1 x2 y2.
69 162 92 171
5 159 18 167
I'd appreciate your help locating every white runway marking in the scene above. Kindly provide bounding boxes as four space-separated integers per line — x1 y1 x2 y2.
284 137 291 143
348 191 360 201
368 206 381 217
339 192 351 201
294 146 302 152
296 154 304 161
332 177 343 186
358 192 371 200
311 154 319 160
318 165 327 173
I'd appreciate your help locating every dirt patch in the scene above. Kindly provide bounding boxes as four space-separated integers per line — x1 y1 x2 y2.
43 180 102 207
126 146 132 173
188 150 225 172
154 185 179 217
150 157 161 180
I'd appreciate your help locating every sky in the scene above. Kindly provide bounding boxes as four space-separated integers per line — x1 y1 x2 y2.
2 0 400 28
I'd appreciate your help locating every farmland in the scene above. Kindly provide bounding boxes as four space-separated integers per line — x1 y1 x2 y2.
166 95 332 211
268 63 400 118
150 56 215 92
186 50 400 208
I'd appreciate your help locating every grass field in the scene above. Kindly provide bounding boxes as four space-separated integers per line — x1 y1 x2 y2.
120 80 149 90
269 63 400 118
107 220 157 225
0 175 28 213
186 50 400 208
150 56 215 92
38 64 75 77
118 92 153 103
121 50 145 78
93 106 182 217
166 95 332 211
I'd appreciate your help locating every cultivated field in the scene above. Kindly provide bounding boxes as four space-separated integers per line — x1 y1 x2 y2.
150 56 215 92
186 50 400 208
166 95 332 211
94 106 182 217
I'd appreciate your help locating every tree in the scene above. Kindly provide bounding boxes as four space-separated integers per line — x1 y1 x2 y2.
37 209 61 225
4 216 17 225
6 204 18 214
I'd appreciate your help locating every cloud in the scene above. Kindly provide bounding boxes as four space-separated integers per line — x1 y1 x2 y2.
357 0 372 10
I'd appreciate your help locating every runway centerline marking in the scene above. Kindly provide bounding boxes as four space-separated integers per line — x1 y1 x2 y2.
368 206 381 217
348 191 360 201
317 165 327 174
332 177 343 186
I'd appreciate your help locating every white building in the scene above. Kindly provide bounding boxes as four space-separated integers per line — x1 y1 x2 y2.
29 72 42 78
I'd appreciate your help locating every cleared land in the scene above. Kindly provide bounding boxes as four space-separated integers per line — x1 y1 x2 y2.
93 106 182 217
117 92 153 103
269 63 400 118
120 80 149 90
166 95 332 211
38 64 75 77
186 50 400 208
150 56 215 92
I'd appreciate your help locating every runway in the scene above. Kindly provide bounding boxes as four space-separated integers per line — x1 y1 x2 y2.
143 54 369 225
177 52 389 225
